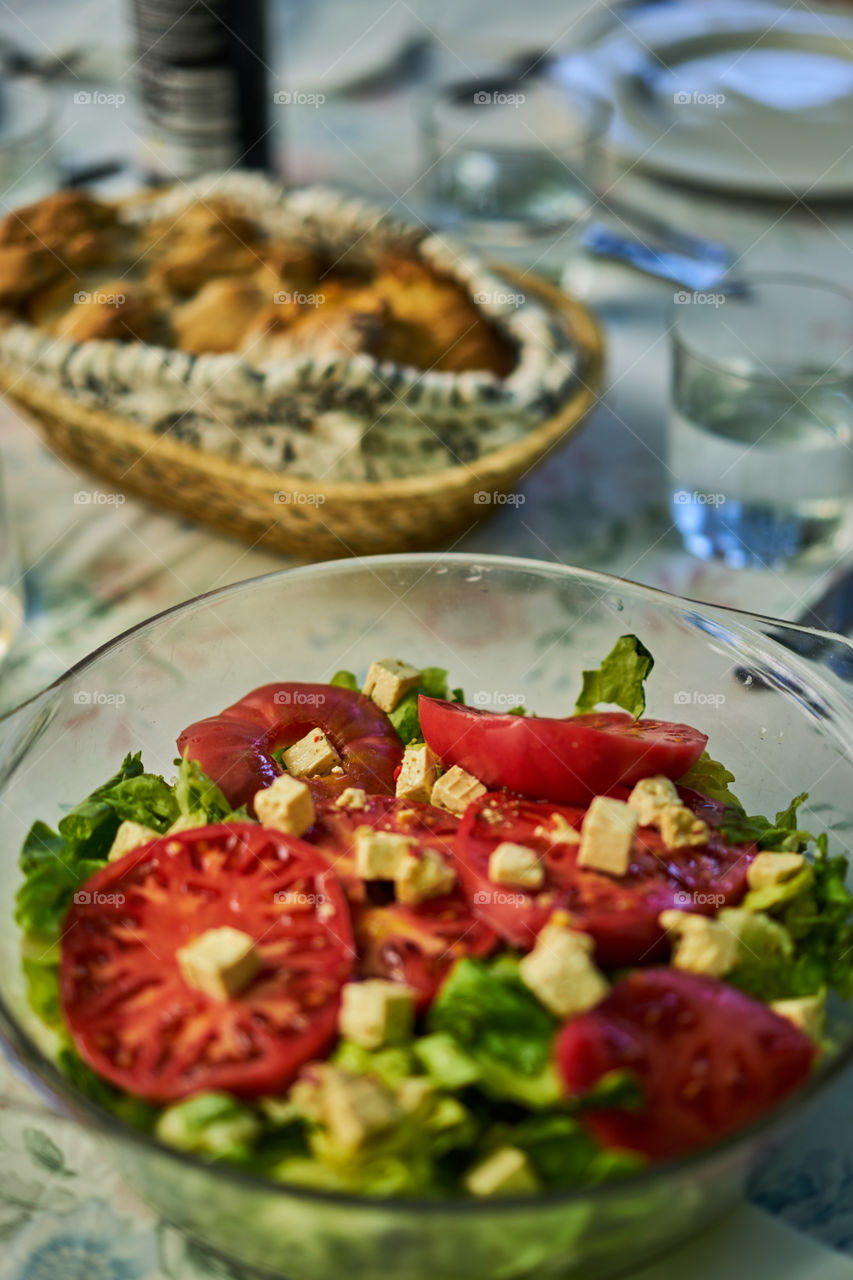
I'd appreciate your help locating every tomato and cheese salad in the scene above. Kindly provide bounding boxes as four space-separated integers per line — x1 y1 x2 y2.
15 637 853 1198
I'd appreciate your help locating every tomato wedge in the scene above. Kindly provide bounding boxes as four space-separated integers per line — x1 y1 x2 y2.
61 824 355 1103
557 969 815 1159
419 698 707 805
306 795 497 1006
455 791 753 965
177 682 403 810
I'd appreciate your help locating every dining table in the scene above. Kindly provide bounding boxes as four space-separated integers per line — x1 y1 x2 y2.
2 1 853 1277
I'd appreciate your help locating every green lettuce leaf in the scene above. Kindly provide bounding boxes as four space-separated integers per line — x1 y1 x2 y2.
388 667 462 745
574 635 654 720
330 665 464 744
719 791 813 851
330 670 359 691
484 1112 646 1189
677 752 742 806
15 753 175 939
173 755 247 822
426 957 560 1108
728 810 853 1000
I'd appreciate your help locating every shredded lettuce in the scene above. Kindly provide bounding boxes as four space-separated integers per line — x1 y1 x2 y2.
426 957 561 1108
331 663 464 744
330 670 359 692
156 1093 261 1163
173 755 248 822
677 752 742 806
719 791 814 851
483 1112 646 1190
574 634 654 720
15 753 176 939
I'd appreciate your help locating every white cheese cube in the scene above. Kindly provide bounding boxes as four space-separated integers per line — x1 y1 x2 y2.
747 851 806 891
176 926 261 1000
771 993 825 1041
107 819 160 862
335 787 367 810
166 812 206 835
282 728 340 778
431 765 487 817
519 921 608 1018
362 658 422 713
254 774 315 837
465 1146 539 1197
395 743 437 804
338 979 416 1049
533 813 580 844
577 796 637 877
321 1068 402 1151
659 804 710 850
395 847 456 904
354 827 415 880
659 910 741 977
627 775 680 827
488 841 544 890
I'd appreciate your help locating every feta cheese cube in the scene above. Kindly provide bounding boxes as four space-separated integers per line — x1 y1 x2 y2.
431 765 487 817
771 993 825 1041
488 841 544 890
254 774 315 837
577 796 637 877
659 804 710 850
107 819 160 862
166 812 206 835
176 926 261 1000
747 851 806 891
395 847 456 904
282 728 340 779
354 827 415 880
362 658 422 713
335 787 367 810
627 775 680 827
465 1146 539 1197
395 743 437 804
320 1067 402 1151
659 910 741 977
338 979 416 1049
519 920 608 1018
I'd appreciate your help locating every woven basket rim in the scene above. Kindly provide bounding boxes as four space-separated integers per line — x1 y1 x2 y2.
0 268 603 502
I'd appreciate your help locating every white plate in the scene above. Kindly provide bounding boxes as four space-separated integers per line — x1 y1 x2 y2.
557 0 853 197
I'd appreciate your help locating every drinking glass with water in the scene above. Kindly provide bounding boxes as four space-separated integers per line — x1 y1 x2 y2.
668 275 853 569
419 78 609 250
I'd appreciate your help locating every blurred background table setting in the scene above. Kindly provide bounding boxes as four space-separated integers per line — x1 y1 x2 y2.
2 0 853 1276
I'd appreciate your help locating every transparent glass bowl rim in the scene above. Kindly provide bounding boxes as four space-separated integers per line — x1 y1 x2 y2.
670 270 853 386
1 550 852 1215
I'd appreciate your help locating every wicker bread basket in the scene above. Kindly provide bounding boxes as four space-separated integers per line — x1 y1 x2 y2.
1 270 603 559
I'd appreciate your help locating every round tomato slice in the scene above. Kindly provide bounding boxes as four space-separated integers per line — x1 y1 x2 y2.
556 969 815 1160
307 795 497 1007
419 698 708 805
455 791 753 965
177 682 403 810
61 823 355 1103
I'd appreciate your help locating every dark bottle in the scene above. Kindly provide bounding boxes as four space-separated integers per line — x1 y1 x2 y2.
131 0 270 179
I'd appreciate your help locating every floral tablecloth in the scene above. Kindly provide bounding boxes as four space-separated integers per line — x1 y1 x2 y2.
3 1 853 1276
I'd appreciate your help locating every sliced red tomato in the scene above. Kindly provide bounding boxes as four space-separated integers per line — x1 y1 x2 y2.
454 791 753 965
419 698 707 805
307 795 497 1006
556 969 815 1160
61 823 355 1103
177 682 403 810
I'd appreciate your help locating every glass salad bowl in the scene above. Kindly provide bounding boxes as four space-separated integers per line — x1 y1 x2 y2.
1 552 853 1280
